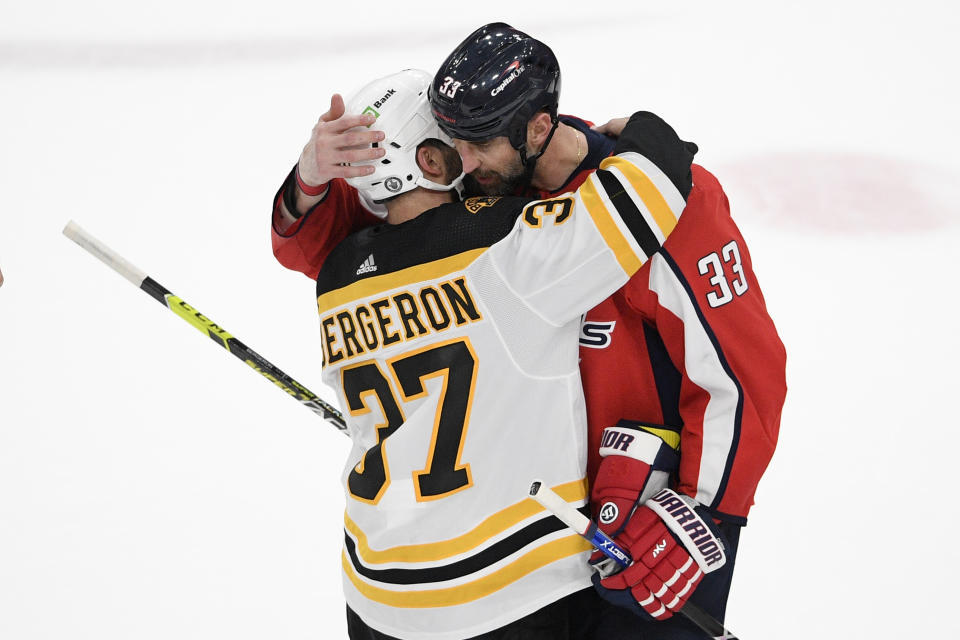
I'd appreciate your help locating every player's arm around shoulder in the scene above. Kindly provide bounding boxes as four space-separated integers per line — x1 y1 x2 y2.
488 113 696 325
567 111 698 281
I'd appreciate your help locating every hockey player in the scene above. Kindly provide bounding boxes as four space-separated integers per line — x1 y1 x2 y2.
272 23 786 638
428 25 786 636
314 69 696 639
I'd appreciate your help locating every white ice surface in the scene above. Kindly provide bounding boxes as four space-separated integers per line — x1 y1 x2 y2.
2 1 958 638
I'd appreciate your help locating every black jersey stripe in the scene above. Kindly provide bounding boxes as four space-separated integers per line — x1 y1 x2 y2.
344 509 588 585
594 169 662 259
642 323 683 428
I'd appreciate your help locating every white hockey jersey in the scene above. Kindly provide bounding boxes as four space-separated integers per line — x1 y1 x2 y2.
315 147 687 639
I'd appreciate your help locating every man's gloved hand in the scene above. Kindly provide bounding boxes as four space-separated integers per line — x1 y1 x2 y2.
593 488 727 621
589 421 680 576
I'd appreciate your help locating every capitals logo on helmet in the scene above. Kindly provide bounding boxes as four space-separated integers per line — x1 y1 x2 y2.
344 69 463 202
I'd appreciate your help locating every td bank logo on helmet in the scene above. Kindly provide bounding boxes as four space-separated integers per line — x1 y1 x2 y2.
491 62 525 97
364 88 397 117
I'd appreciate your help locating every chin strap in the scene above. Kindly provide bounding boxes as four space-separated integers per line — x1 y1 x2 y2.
416 171 466 198
518 117 560 167
515 117 560 195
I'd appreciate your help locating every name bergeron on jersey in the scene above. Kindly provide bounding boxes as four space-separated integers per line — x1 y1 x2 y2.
320 276 483 365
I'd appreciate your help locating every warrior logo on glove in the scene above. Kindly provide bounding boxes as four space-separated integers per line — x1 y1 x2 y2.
598 502 619 525
590 421 680 536
647 489 725 568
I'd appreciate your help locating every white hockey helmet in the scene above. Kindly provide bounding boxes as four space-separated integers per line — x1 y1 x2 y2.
344 69 464 202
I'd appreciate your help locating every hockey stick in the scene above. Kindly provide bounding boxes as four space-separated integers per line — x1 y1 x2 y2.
62 220 347 432
529 481 739 640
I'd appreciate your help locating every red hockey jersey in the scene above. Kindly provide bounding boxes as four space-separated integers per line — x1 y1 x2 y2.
579 165 785 522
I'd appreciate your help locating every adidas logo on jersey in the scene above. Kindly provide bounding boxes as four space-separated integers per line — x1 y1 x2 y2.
356 255 377 275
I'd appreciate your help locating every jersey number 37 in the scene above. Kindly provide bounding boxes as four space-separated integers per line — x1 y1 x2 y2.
341 337 476 504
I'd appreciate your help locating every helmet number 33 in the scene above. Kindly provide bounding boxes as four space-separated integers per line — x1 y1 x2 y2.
439 76 462 99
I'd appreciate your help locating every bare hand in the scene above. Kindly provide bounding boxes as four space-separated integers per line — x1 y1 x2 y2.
591 117 629 138
297 94 387 188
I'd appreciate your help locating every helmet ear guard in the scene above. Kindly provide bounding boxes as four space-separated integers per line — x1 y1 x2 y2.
344 69 463 202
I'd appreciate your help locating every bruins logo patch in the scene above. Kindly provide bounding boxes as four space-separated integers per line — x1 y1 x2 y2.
463 196 501 214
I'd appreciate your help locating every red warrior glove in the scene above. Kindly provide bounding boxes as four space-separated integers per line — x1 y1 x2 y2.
590 421 680 545
594 488 727 621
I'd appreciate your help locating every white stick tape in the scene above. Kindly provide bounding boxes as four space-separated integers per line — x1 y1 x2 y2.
63 220 148 287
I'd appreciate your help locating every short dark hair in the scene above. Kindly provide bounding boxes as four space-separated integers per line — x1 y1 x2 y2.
418 138 463 185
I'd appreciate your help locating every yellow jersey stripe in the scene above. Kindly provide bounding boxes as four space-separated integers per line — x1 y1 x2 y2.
342 534 591 608
318 248 485 311
600 156 679 239
346 478 588 564
578 176 643 275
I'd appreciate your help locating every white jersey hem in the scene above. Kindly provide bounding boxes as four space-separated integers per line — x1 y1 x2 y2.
355 577 592 640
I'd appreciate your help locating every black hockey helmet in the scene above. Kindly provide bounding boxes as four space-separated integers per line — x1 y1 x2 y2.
429 23 561 155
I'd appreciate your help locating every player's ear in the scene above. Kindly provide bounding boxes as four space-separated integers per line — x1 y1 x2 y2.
417 145 445 182
526 112 554 148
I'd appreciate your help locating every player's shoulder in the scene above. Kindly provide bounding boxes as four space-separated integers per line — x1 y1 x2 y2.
416 195 530 246
316 196 529 297
658 163 736 256
560 114 612 156
687 164 729 210
691 164 721 189
559 113 594 128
